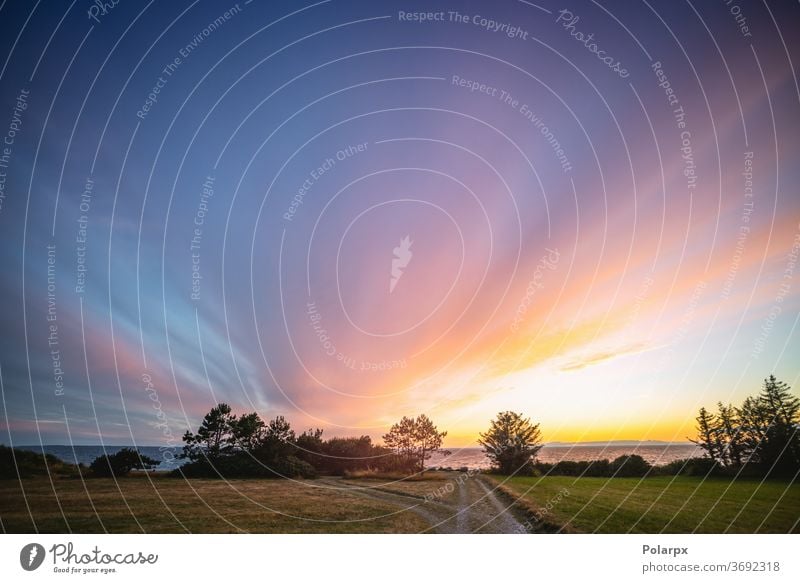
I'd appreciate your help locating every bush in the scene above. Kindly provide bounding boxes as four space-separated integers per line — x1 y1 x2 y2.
0 445 79 479
534 459 612 477
89 448 160 477
174 451 316 479
610 454 651 477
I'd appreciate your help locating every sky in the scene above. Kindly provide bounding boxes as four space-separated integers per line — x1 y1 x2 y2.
0 0 798 449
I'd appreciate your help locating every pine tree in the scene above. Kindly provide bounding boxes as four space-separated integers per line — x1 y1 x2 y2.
690 407 723 463
716 402 745 467
479 411 543 475
757 375 800 475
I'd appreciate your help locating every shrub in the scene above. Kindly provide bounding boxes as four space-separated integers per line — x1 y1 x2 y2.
0 445 79 479
89 448 160 477
610 454 651 477
174 451 316 479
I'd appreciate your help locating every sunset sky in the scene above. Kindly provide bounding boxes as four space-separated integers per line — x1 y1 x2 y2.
0 0 798 449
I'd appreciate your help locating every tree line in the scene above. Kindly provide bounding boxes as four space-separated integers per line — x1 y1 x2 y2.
34 373 795 480
691 375 799 477
173 405 447 478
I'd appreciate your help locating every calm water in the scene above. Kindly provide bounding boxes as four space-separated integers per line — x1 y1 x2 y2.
16 443 701 471
428 444 702 470
15 445 186 469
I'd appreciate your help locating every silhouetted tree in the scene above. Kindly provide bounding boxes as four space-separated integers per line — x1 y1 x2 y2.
293 428 324 464
181 403 237 461
383 416 417 469
232 412 266 450
414 415 447 472
479 411 543 475
755 375 800 475
690 407 723 463
90 448 160 477
716 402 745 467
693 375 799 477
383 415 447 472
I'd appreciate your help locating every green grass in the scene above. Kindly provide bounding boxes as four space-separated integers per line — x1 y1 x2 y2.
489 475 799 533
0 474 430 533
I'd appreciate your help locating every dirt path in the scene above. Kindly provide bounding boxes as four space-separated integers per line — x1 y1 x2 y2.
317 472 528 533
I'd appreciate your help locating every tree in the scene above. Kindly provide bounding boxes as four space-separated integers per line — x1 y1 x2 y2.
231 412 265 451
756 375 800 475
252 415 297 468
181 403 237 461
90 448 160 477
383 415 447 472
716 402 745 467
690 407 723 463
414 414 447 472
738 395 767 464
692 375 799 477
479 411 543 475
383 416 418 469
265 415 295 443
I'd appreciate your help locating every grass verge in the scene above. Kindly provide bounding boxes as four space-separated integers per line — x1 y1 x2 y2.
487 475 799 533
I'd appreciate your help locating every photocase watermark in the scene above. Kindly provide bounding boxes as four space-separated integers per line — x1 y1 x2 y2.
141 372 179 466
46 243 65 397
0 87 29 215
722 0 753 39
283 142 368 222
398 11 530 40
511 248 560 332
20 543 46 571
519 486 570 532
136 3 244 120
74 176 94 295
626 273 655 332
87 0 121 24
720 152 754 301
751 223 800 358
306 300 408 371
423 467 481 503
555 9 629 78
652 59 700 194
390 235 413 293
190 175 215 301
651 60 697 193
653 280 708 372
21 541 158 574
451 75 572 173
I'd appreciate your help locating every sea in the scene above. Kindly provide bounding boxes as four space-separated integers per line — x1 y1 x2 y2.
13 443 702 471
429 444 702 469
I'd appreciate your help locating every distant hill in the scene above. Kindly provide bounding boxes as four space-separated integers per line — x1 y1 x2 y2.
544 440 692 447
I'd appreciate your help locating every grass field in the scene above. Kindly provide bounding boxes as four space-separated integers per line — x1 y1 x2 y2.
489 475 800 533
0 474 430 533
3 473 797 533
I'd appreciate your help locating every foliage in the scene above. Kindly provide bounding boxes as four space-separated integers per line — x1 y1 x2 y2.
177 406 404 478
479 411 543 475
534 459 611 477
533 456 652 478
654 457 724 477
0 445 79 479
692 375 800 477
181 403 237 461
609 454 651 477
296 435 394 475
382 414 447 472
89 448 160 477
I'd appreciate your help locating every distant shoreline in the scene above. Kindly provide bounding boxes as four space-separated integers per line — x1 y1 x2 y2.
11 440 695 449
9 442 702 471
